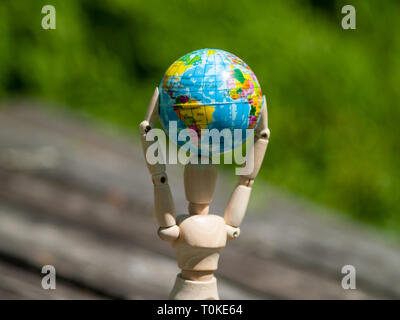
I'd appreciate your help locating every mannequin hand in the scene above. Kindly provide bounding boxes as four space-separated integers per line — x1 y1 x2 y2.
255 95 270 140
158 225 180 242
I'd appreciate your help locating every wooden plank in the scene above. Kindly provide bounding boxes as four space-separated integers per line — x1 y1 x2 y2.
0 259 103 299
0 169 380 299
0 104 399 298
0 203 261 300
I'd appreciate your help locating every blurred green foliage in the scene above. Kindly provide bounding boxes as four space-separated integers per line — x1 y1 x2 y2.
0 0 399 234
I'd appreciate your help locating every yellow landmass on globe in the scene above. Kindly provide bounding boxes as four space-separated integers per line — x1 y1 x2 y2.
166 60 193 77
175 100 215 130
173 99 215 147
162 60 194 91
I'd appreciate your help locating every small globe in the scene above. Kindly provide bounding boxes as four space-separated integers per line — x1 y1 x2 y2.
159 48 263 155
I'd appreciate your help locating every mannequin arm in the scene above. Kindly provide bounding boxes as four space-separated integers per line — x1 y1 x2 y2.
139 87 179 242
224 96 270 240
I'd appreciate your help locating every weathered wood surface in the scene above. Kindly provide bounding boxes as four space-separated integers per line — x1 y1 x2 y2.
0 259 102 300
0 203 258 300
0 101 399 299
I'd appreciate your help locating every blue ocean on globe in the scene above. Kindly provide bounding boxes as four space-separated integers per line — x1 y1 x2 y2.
159 48 263 156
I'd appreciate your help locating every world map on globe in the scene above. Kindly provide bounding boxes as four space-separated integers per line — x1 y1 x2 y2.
159 48 263 155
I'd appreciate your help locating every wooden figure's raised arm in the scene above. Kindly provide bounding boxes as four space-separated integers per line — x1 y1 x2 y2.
224 96 270 239
139 87 179 242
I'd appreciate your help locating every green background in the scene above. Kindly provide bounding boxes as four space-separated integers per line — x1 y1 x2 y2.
0 0 399 235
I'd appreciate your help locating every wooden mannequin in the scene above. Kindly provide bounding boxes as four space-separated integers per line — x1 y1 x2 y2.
139 87 270 300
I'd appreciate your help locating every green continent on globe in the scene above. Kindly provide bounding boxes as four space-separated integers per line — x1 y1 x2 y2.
159 48 263 155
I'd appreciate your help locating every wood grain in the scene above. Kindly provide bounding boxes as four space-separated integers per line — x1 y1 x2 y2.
0 203 258 299
0 259 103 299
0 102 399 299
